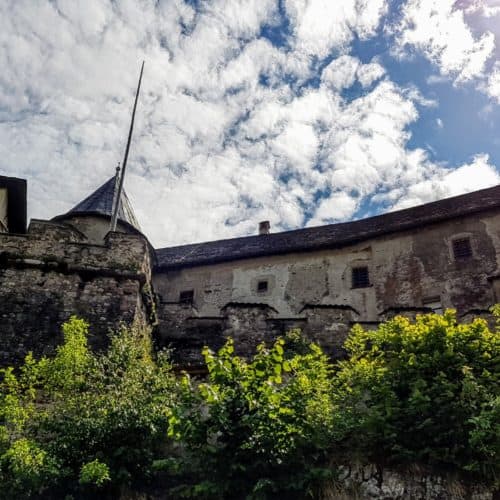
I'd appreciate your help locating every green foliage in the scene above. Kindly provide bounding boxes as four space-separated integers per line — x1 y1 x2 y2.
39 321 175 493
0 438 59 497
332 310 500 484
79 459 111 487
0 316 177 498
45 316 92 392
169 330 336 499
1 311 498 498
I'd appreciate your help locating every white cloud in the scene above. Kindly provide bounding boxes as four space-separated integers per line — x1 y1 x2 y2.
0 0 498 248
403 86 438 107
394 0 495 83
357 61 386 87
481 61 500 102
271 122 319 173
321 56 385 91
458 0 500 17
308 191 359 226
390 154 500 209
285 0 388 58
321 55 360 91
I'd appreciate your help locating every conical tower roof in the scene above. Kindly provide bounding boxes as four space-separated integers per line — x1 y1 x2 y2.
59 176 141 231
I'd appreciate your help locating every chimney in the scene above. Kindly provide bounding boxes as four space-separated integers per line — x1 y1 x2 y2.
259 220 270 235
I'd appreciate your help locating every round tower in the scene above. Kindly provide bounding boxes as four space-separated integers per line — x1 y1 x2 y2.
52 174 143 245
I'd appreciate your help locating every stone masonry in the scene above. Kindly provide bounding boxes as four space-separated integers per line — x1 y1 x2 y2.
2 175 500 371
154 204 500 368
0 218 154 366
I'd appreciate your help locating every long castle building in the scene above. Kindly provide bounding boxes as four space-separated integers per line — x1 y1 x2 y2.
2 173 500 368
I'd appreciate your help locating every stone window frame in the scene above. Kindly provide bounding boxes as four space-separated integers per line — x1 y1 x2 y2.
251 275 275 296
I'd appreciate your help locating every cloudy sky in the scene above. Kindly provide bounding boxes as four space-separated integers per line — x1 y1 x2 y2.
2 0 500 247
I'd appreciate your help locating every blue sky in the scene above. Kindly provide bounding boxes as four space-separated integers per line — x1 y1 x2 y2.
2 0 500 246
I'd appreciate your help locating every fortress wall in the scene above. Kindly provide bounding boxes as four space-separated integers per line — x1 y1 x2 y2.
154 210 500 368
0 220 154 366
2 204 500 370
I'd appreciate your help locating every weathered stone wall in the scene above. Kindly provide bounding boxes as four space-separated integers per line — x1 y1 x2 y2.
2 207 500 369
60 214 136 245
0 219 154 366
154 210 500 366
329 464 494 499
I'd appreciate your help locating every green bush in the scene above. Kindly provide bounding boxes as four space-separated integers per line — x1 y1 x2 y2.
1 311 498 498
168 331 336 499
0 438 59 497
332 309 500 484
79 459 111 487
0 317 177 498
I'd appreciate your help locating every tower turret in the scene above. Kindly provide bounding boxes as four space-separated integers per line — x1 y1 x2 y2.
52 175 141 244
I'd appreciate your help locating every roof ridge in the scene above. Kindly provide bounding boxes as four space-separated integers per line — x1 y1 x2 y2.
156 184 500 268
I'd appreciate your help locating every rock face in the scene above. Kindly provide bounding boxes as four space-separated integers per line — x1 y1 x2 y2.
329 464 494 500
0 219 154 366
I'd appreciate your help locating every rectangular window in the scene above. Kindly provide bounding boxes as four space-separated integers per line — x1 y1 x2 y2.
257 280 268 292
423 297 443 314
452 238 472 260
179 290 194 305
352 266 370 288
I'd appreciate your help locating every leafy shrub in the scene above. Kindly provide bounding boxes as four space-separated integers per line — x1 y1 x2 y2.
79 459 111 486
332 310 500 484
1 311 498 498
0 438 59 497
168 331 336 499
0 316 177 498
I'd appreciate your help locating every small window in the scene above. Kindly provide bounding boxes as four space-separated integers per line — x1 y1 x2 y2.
452 237 472 260
179 290 194 305
257 280 268 292
352 266 370 288
423 297 443 314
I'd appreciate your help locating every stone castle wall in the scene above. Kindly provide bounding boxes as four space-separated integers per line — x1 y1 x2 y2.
2 205 500 370
154 209 500 368
0 219 154 366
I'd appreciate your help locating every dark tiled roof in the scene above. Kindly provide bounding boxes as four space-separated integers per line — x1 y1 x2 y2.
156 185 500 269
56 176 141 231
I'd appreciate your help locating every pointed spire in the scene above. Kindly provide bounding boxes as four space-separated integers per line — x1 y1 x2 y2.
66 176 141 231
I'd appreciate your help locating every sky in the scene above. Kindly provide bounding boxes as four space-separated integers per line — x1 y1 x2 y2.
2 0 500 248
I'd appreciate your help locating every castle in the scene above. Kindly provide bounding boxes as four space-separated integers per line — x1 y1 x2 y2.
2 172 500 369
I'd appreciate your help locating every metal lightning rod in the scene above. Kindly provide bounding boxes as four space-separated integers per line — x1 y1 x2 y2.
110 60 145 232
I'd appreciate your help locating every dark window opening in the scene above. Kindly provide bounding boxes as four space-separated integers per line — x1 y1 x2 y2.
352 266 370 288
452 238 472 260
179 290 194 305
257 280 268 292
423 297 443 314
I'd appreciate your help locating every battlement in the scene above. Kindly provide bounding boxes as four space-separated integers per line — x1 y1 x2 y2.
0 218 154 366
0 219 151 278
